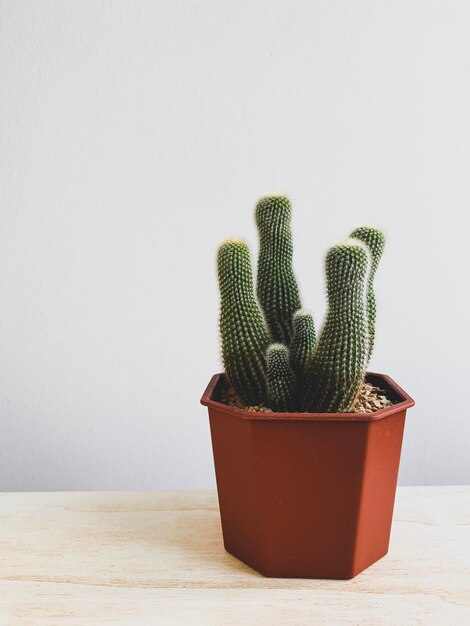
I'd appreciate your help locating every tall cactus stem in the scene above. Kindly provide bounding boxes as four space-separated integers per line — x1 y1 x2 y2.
350 226 385 360
255 195 302 345
302 239 371 413
217 238 271 405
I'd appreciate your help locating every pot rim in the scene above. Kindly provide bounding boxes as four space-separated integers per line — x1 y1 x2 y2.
200 372 414 422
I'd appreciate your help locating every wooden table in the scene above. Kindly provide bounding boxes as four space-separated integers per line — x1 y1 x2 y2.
0 487 469 625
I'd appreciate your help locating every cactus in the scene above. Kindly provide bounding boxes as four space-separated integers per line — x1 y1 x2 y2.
255 195 301 345
217 238 271 405
302 239 371 413
266 343 296 412
350 226 385 360
215 194 386 414
289 310 316 390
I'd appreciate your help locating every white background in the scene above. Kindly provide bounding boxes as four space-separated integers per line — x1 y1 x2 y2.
1 0 469 490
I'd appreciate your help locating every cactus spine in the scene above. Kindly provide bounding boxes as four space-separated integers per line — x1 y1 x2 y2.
217 238 270 405
255 195 301 345
266 343 296 412
289 310 316 391
302 239 371 413
350 226 385 360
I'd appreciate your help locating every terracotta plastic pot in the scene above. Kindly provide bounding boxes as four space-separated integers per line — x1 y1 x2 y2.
201 372 414 579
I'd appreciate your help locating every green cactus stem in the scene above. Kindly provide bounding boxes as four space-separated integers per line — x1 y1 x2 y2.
255 195 302 345
289 309 316 390
217 238 270 405
349 226 385 360
266 343 296 412
302 239 371 413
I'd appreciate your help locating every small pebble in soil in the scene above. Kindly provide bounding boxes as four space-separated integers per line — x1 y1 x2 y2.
352 383 393 414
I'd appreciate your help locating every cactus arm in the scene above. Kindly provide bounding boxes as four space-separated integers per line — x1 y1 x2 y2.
302 239 371 413
289 309 316 391
266 343 296 412
217 238 271 406
350 226 385 360
255 195 302 345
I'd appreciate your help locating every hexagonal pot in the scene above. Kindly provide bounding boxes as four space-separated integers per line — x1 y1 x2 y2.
201 372 414 579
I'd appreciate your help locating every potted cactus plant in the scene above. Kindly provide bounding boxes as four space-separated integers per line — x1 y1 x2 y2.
201 195 414 579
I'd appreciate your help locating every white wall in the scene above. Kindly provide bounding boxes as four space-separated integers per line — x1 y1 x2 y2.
1 0 469 490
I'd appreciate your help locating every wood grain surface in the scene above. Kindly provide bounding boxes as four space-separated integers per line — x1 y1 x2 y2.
0 487 469 625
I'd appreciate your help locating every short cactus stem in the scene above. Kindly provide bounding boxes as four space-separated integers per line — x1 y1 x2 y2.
290 309 316 390
255 195 302 345
302 239 371 413
217 238 271 406
266 343 296 412
350 226 385 360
